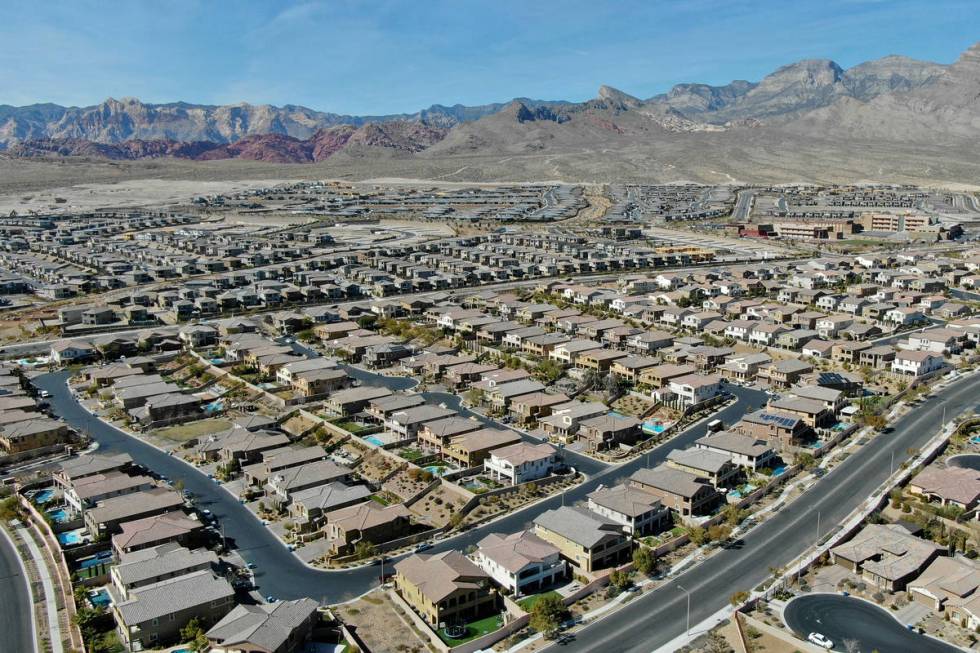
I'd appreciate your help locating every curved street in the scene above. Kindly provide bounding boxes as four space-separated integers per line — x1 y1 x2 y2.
784 594 958 652
545 372 980 653
34 369 763 603
0 526 35 653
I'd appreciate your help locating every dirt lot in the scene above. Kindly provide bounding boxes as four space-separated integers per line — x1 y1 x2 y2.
357 450 400 483
336 591 435 653
410 484 469 528
0 175 301 214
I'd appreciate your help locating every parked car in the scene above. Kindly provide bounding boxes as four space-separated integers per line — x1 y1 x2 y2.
807 632 833 649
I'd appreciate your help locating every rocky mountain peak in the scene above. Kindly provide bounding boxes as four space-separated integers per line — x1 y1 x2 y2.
758 59 844 90
946 40 980 78
597 85 641 108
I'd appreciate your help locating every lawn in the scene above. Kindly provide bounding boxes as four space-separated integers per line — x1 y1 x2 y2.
437 612 505 646
332 419 378 435
397 447 425 461
518 590 561 612
152 418 233 442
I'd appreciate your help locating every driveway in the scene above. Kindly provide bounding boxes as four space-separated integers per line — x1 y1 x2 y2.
783 594 959 652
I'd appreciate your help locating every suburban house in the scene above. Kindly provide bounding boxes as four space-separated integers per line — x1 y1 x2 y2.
891 351 946 377
0 418 69 455
265 459 354 506
537 402 608 443
64 471 155 516
482 442 560 485
206 598 320 653
386 404 457 439
908 556 980 618
767 397 835 428
243 446 329 487
55 453 133 490
111 511 204 556
324 502 413 555
576 413 642 452
394 551 498 628
694 431 777 472
288 482 372 533
323 386 392 415
909 465 980 511
735 410 813 450
110 569 235 649
417 416 482 452
84 487 185 536
473 530 566 597
111 543 217 594
663 373 725 408
665 448 740 488
533 506 632 574
587 483 671 536
628 465 722 516
442 428 523 468
831 524 943 592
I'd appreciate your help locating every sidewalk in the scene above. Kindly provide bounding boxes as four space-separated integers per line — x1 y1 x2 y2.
15 521 64 653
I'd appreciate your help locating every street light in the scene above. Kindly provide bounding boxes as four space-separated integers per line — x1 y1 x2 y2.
678 584 691 636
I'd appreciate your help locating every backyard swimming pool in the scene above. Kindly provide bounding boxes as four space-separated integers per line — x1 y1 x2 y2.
32 489 55 504
78 551 113 569
363 435 385 446
46 507 70 523
425 465 449 477
727 484 754 499
88 589 111 608
642 421 666 434
57 529 87 546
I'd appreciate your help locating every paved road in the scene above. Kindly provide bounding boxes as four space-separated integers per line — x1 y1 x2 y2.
868 317 945 348
784 594 958 652
35 370 763 603
732 190 755 220
0 526 35 653
951 288 980 303
547 372 980 653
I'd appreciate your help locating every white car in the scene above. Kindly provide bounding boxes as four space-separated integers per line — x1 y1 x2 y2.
807 632 833 649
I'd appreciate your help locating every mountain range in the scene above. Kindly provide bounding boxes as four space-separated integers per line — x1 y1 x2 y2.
3 42 980 183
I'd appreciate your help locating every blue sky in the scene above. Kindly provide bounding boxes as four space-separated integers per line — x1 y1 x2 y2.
3 0 979 114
